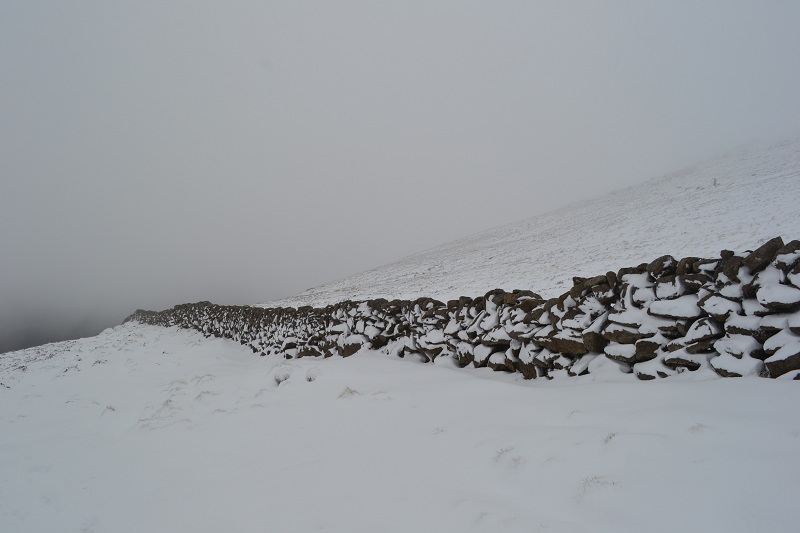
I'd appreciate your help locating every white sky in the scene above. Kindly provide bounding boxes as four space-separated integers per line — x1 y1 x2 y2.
2 1 800 351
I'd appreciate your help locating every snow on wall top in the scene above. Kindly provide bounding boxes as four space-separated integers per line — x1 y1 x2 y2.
259 138 800 309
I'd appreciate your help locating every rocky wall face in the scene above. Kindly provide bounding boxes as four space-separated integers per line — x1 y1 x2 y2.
125 237 800 380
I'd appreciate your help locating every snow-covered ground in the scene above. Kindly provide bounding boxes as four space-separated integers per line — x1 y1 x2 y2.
4 139 800 532
2 323 799 532
262 137 800 308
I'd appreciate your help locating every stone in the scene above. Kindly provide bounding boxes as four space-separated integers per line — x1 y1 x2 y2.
725 314 761 336
683 316 724 344
680 273 710 293
658 321 690 339
766 347 800 378
648 294 703 320
569 275 607 299
297 346 322 358
647 255 677 280
775 240 800 271
281 338 298 351
590 283 616 305
693 258 719 274
582 330 607 353
533 329 588 356
714 334 765 360
630 285 656 308
487 351 515 372
655 275 686 300
604 342 638 364
339 335 366 357
743 236 784 273
552 354 573 370
617 265 647 283
516 298 542 313
790 312 800 335
514 359 539 379
370 335 389 349
514 289 541 299
698 293 742 322
710 353 765 378
663 349 705 370
756 284 800 312
602 322 654 344
684 340 717 354
763 330 800 377
721 255 745 282
422 345 445 362
676 257 701 275
633 337 662 362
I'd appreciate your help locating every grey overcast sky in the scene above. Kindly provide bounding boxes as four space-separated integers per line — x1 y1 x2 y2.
2 1 800 352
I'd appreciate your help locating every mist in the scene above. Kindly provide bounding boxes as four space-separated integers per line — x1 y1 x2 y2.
2 1 800 353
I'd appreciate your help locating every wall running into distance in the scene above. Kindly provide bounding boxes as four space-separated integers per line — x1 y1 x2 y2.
127 237 800 380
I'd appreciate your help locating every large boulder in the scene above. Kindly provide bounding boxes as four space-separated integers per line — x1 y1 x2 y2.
744 236 784 273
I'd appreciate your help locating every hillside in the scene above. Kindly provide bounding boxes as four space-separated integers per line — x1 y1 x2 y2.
262 138 800 309
3 138 800 532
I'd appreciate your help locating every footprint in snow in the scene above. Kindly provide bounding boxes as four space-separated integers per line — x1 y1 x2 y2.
371 390 392 401
305 368 320 382
194 390 219 401
337 386 361 399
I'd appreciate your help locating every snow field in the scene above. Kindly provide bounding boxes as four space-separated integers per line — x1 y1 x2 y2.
2 323 799 532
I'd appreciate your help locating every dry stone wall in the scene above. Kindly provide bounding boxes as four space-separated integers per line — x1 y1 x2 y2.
126 237 800 380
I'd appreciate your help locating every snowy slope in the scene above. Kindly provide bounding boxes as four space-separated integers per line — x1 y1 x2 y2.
2 323 799 533
262 138 800 309
5 139 800 533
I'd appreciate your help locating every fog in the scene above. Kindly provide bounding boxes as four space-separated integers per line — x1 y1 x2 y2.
2 1 799 353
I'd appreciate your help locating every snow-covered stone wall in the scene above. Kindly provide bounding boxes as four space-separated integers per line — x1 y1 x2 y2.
126 237 800 380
